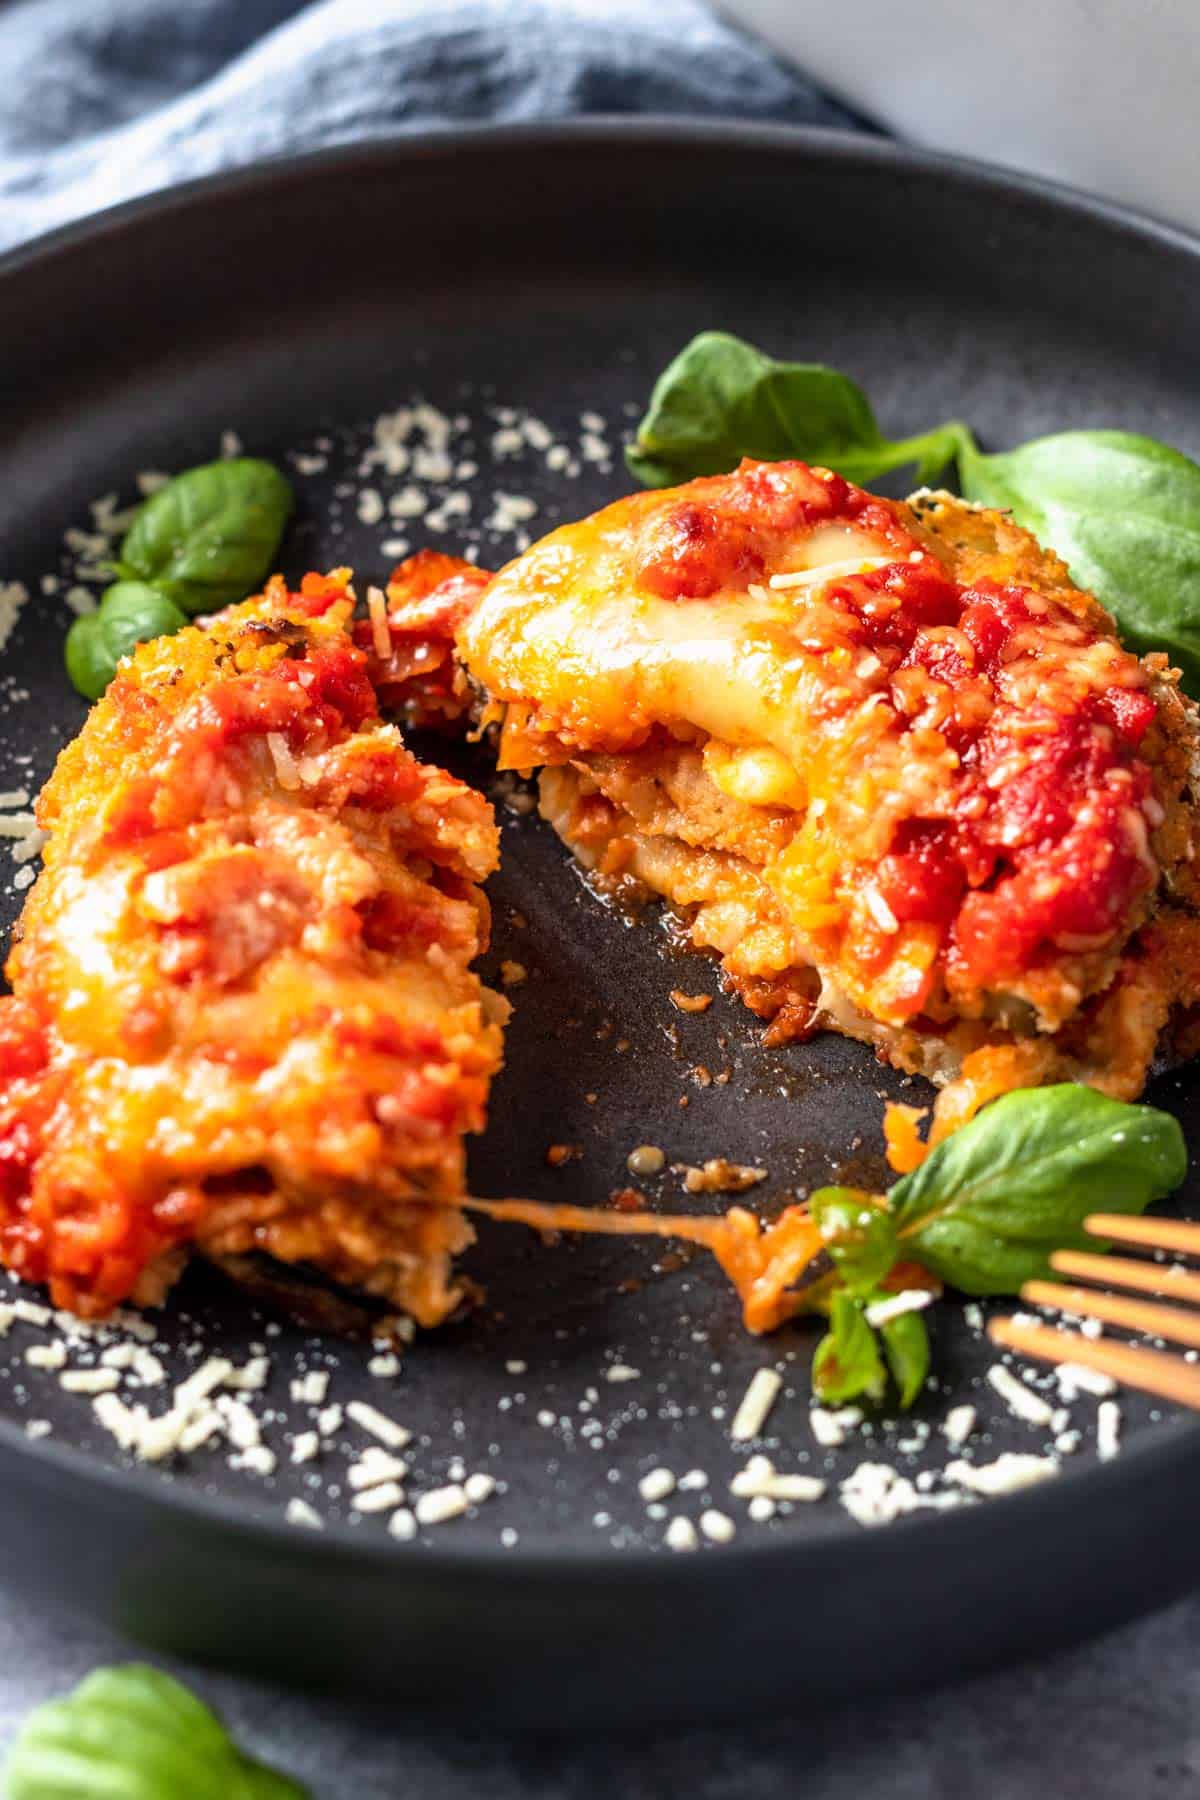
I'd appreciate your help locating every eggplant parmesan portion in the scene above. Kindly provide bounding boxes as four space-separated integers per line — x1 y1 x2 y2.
0 571 506 1322
445 459 1200 1129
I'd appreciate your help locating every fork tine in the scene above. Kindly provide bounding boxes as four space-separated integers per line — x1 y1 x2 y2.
1086 1214 1200 1255
1022 1279 1200 1349
1050 1249 1200 1305
989 1318 1200 1409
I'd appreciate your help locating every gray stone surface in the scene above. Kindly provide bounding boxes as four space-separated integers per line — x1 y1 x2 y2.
0 1590 1197 1795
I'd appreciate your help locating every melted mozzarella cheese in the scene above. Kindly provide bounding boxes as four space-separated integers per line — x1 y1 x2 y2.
460 512 894 765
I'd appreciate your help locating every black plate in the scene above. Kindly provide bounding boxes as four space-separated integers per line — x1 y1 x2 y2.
2 123 1200 1729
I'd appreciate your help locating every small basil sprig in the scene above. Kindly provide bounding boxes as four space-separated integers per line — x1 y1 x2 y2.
876 1306 931 1411
65 582 188 701
889 1085 1185 1293
64 457 294 701
807 1086 1185 1410
812 1290 886 1406
811 1187 898 1294
3 1664 308 1799
115 458 293 616
627 331 968 490
628 332 1200 697
809 1188 930 1409
956 429 1200 696
811 1288 930 1410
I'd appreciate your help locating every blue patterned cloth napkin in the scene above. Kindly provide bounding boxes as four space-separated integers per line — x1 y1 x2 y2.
0 0 866 252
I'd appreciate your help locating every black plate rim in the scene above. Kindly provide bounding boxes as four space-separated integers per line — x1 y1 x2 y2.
3 117 1200 1587
6 115 1200 289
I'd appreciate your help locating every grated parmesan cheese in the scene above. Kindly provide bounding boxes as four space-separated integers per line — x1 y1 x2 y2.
286 1498 324 1529
986 1364 1055 1427
0 582 29 652
346 1400 411 1449
637 1467 676 1503
266 733 300 791
1054 1362 1118 1401
225 1356 270 1392
229 1445 276 1477
730 1368 782 1441
700 1509 736 1544
941 1404 977 1448
59 1368 119 1394
291 1370 329 1406
944 1453 1059 1496
347 1448 409 1490
730 1456 825 1503
415 1484 468 1526
864 1290 935 1328
840 1463 931 1528
1097 1400 1122 1461
810 1406 862 1448
664 1515 699 1552
351 1480 405 1514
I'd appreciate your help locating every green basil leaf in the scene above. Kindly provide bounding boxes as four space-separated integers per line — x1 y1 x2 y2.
100 581 188 661
63 614 112 702
810 1186 898 1295
4 1664 308 1799
959 430 1200 698
889 1085 1186 1294
878 1307 931 1410
812 1291 886 1405
117 458 293 614
627 331 967 489
63 583 188 702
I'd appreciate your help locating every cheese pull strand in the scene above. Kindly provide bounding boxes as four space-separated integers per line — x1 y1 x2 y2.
462 1197 826 1334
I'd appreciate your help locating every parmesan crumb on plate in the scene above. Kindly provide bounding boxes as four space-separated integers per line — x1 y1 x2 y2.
347 1448 409 1490
637 1467 676 1504
59 1367 119 1395
941 1404 977 1448
664 1515 699 1552
700 1509 736 1544
415 1484 469 1526
730 1456 825 1504
346 1401 411 1449
986 1364 1055 1427
290 1370 329 1405
351 1480 406 1514
944 1453 1059 1497
0 582 29 653
730 1368 782 1442
1097 1400 1122 1461
1054 1362 1118 1401
810 1406 862 1449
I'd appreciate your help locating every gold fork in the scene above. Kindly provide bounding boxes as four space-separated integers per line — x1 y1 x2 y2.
988 1215 1200 1408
